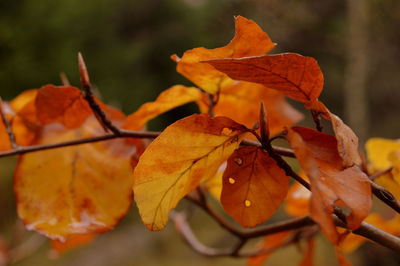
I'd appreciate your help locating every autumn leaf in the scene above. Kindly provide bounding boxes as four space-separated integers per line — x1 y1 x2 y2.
36 85 92 128
50 233 96 257
299 238 315 266
221 146 289 227
365 138 400 170
0 117 11 151
123 85 202 130
203 162 226 201
247 231 292 266
133 114 247 231
14 116 136 241
205 53 324 103
196 82 303 134
306 100 361 167
172 16 275 94
285 173 311 217
287 127 371 244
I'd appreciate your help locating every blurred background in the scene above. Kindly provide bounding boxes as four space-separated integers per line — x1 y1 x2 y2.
1 0 400 265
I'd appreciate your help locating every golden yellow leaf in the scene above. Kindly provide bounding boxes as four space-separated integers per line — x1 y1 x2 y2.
123 85 202 130
14 116 136 241
133 114 247 231
172 16 275 94
365 138 400 170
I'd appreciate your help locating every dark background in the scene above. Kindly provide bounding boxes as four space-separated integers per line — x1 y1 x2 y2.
1 0 400 265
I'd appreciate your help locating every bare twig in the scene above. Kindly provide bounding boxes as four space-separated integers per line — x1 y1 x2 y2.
368 179 400 214
207 93 216 117
60 72 71 86
0 97 18 149
9 233 46 264
369 166 393 181
311 110 323 132
78 52 121 135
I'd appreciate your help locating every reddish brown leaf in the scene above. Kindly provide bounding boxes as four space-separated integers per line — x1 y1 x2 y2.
287 127 371 244
247 231 291 266
205 53 324 102
172 16 275 94
221 146 289 228
196 82 303 134
306 100 361 167
36 85 92 128
285 173 311 217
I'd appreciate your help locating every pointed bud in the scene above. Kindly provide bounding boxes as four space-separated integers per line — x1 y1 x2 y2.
78 52 90 89
60 72 70 86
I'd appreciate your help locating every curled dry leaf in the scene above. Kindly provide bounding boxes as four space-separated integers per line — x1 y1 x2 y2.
133 114 247 231
205 53 324 103
14 116 137 241
221 146 289 227
123 85 202 130
306 100 361 167
172 16 275 94
196 82 303 134
287 127 371 244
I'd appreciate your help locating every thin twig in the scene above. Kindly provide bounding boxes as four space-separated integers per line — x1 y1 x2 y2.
207 93 215 117
78 52 121 135
311 110 323 132
368 178 400 214
369 166 393 181
9 233 46 264
0 97 18 149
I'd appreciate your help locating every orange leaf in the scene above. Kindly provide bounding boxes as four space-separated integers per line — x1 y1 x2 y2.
221 146 289 227
335 247 351 266
172 16 275 94
247 231 291 266
306 100 361 167
285 173 311 217
0 118 11 152
123 85 202 130
36 85 92 128
299 238 315 266
133 114 247 231
50 233 96 257
205 53 324 102
196 82 303 134
14 116 136 241
365 137 400 171
287 127 371 244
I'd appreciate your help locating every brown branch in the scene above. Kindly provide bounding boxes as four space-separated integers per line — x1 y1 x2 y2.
207 93 216 117
368 178 400 214
78 52 121 135
0 129 160 158
369 166 393 181
311 110 323 132
0 96 18 149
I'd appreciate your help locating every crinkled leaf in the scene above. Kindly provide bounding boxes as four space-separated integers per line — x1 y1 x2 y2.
14 116 136 241
172 16 275 94
133 114 247 231
221 146 289 227
205 53 323 102
196 82 303 134
123 85 202 130
306 100 361 167
287 127 371 244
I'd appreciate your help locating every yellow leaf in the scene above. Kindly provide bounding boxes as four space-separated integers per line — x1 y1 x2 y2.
365 138 400 170
14 116 136 241
133 114 247 231
123 85 202 130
